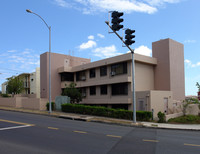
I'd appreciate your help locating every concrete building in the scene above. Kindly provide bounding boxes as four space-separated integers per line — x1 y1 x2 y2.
30 67 40 98
1 68 40 97
1 81 7 94
40 38 185 117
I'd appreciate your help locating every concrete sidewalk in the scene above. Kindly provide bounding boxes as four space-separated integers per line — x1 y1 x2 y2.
0 106 200 131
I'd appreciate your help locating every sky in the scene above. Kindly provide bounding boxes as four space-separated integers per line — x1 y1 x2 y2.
0 0 199 96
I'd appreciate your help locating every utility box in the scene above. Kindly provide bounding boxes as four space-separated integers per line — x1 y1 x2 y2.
55 96 70 110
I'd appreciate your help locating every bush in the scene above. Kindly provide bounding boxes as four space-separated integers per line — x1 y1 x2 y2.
157 111 166 123
61 103 152 121
168 115 200 124
137 111 152 121
46 102 55 111
1 94 11 97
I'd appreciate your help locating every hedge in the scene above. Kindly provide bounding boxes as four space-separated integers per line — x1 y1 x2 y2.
61 103 152 121
46 102 56 111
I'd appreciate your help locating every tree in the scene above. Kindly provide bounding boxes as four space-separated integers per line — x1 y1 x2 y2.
6 76 24 95
196 82 200 92
61 83 82 104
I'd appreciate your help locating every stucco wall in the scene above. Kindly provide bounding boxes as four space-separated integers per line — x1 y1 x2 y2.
40 52 90 100
152 38 185 101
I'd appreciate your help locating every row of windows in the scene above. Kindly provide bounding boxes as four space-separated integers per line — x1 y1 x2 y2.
60 62 127 82
82 83 128 96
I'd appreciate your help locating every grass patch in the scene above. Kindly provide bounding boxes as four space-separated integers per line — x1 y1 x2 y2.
168 115 200 124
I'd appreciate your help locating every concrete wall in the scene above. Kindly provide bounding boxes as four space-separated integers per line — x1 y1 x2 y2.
0 95 47 110
40 52 90 100
152 38 185 101
150 90 173 119
136 90 173 119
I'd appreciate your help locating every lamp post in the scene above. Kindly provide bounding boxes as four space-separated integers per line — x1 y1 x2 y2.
26 9 52 113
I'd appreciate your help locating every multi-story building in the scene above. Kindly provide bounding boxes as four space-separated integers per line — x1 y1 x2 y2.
1 68 40 97
40 38 185 117
30 67 40 98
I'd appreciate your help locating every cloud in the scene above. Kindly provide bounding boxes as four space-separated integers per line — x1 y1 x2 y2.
184 40 196 43
145 0 181 6
97 33 105 38
130 45 152 56
7 50 17 53
185 59 200 68
88 35 94 40
92 45 122 58
54 0 71 8
79 40 97 50
54 0 182 14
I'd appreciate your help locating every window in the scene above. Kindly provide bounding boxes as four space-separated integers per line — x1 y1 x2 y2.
90 68 96 78
76 71 86 81
112 83 128 95
61 72 74 81
90 86 96 95
100 66 107 76
80 88 86 98
100 85 107 95
111 62 127 75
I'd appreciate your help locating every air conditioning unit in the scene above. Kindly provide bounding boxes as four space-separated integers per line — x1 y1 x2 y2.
81 76 86 81
111 72 115 76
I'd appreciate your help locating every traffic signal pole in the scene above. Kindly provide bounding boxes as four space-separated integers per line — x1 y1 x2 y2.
105 21 137 123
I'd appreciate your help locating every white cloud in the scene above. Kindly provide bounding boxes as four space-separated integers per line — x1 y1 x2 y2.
88 35 94 40
184 40 196 43
145 0 181 6
185 59 200 68
54 0 183 14
7 50 17 53
133 45 152 56
54 0 71 7
79 40 97 50
97 33 105 38
92 45 122 58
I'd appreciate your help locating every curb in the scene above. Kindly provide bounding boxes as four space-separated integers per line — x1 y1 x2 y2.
0 107 200 131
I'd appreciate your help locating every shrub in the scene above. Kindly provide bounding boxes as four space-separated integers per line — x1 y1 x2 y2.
61 103 152 121
46 102 55 111
1 94 11 97
168 115 200 124
157 111 166 123
137 111 152 121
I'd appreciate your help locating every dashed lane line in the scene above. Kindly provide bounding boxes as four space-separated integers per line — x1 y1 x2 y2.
107 135 122 138
184 143 200 147
48 127 59 130
143 139 159 143
73 130 87 134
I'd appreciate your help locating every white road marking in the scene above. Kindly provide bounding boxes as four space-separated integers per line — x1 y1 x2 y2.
0 125 32 131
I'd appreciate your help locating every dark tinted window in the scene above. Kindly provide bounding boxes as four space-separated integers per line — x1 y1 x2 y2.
100 85 107 95
112 83 128 95
90 69 96 78
90 86 96 95
100 66 107 76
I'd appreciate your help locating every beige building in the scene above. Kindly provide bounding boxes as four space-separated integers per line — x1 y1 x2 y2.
30 67 40 98
40 38 185 117
1 68 40 97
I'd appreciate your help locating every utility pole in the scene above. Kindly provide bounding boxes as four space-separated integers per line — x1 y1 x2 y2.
105 11 136 123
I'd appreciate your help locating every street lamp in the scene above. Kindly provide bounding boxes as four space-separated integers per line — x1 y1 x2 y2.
26 9 52 113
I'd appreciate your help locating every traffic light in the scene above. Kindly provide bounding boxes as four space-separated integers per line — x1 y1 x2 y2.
125 29 135 45
111 11 124 31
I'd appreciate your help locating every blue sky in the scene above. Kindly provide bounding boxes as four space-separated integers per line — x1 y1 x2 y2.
0 0 199 96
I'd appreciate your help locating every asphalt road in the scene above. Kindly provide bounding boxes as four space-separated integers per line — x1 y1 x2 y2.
0 110 200 154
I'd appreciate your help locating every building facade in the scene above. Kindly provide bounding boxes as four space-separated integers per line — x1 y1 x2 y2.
40 38 185 116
